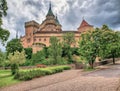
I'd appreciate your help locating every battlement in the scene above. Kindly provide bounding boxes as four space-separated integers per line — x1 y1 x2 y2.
25 20 39 28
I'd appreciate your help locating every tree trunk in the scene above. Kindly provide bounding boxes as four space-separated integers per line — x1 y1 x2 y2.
112 53 115 64
89 60 94 69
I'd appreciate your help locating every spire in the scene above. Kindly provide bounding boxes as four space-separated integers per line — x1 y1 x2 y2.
55 14 61 25
16 30 18 39
46 2 55 17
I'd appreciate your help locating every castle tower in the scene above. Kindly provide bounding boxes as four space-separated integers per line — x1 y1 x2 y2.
39 2 62 32
24 20 39 47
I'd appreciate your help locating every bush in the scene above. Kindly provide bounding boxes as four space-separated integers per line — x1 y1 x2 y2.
31 51 46 65
22 59 33 66
14 65 71 81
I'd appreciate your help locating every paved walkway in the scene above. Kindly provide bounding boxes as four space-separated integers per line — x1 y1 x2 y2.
1 61 120 91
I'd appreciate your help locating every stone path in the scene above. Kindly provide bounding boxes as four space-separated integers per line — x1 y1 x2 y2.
1 61 120 91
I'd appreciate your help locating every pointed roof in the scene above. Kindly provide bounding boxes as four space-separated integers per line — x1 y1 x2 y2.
46 2 55 17
16 30 18 39
55 14 61 26
79 19 92 28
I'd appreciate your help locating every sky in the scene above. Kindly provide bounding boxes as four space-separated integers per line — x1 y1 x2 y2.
1 0 120 51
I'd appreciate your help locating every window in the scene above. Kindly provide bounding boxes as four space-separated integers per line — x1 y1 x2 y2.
39 38 41 41
34 38 36 41
27 38 30 43
44 38 46 41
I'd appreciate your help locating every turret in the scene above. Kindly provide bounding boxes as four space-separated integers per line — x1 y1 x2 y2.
25 20 39 47
46 2 55 19
55 14 62 31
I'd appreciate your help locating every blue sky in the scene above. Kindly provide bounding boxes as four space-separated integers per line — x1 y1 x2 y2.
1 0 120 51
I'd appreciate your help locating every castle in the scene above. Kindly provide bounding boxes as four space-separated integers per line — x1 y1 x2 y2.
20 3 93 53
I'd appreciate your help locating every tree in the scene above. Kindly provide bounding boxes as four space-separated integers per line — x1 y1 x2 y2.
0 0 8 25
0 50 5 67
98 25 120 64
6 39 23 56
78 30 99 68
49 36 62 65
78 25 120 68
24 48 32 59
0 0 10 45
31 50 46 65
102 30 120 64
8 50 26 75
62 32 75 63
0 27 10 45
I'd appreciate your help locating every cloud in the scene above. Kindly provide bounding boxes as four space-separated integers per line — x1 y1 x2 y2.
1 0 120 51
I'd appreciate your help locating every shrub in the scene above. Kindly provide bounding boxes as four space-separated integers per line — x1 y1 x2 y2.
14 65 71 81
11 63 19 75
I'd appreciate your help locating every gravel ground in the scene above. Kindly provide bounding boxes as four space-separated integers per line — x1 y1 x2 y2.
1 61 120 91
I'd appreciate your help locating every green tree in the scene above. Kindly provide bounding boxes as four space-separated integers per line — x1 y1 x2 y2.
49 36 62 65
8 50 26 75
102 30 120 64
0 50 5 67
78 25 120 68
31 50 46 65
6 39 23 56
62 32 75 63
78 30 99 68
24 48 32 59
0 0 8 25
0 0 10 45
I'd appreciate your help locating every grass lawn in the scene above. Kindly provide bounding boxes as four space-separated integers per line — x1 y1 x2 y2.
0 65 71 87
0 70 20 88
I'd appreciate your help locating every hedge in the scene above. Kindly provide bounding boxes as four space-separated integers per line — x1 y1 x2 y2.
14 65 71 81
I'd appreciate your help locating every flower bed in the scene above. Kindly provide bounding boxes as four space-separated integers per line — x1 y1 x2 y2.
14 65 71 81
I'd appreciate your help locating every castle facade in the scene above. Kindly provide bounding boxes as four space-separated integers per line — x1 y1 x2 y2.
20 3 93 53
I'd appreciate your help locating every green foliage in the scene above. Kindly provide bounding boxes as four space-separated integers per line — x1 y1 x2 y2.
24 48 32 59
8 50 26 75
0 50 5 67
63 32 75 45
0 0 10 45
43 47 49 58
0 70 20 87
31 50 46 65
0 27 10 45
49 36 63 65
8 50 26 65
101 30 120 64
14 65 71 81
78 31 98 68
78 25 120 68
62 32 75 63
6 39 23 56
0 0 8 25
11 64 19 75
22 59 33 66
